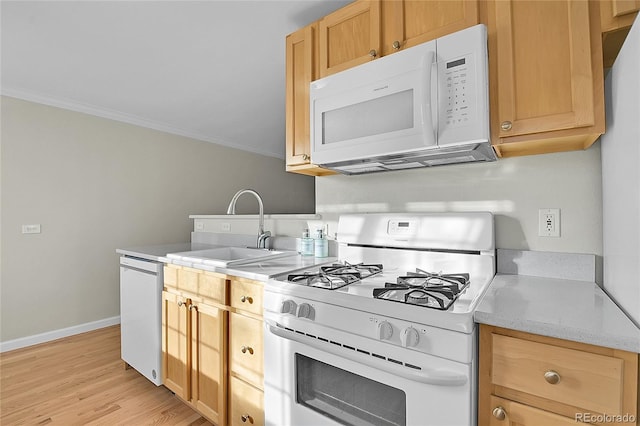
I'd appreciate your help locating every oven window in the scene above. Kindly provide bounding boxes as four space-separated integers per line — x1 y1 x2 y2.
296 353 406 426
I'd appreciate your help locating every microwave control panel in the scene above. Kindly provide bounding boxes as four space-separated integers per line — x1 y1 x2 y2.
436 24 489 146
442 54 476 128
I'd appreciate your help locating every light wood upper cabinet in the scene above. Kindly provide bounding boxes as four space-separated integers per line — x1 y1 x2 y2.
601 0 640 67
484 0 605 158
479 325 639 426
318 0 382 78
381 0 478 56
285 24 337 177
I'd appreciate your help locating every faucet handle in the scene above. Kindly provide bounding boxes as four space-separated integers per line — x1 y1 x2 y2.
257 231 272 249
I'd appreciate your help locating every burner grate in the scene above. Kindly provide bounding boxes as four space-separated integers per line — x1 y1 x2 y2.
287 262 383 290
373 270 470 310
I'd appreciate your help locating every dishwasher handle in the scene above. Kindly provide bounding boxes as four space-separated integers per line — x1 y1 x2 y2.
120 256 162 274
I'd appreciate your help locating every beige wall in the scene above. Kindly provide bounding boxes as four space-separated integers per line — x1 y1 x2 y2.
0 96 315 342
316 145 603 256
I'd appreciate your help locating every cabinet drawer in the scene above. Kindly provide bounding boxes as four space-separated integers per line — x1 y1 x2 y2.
177 267 199 294
164 265 178 287
230 278 263 316
492 334 624 415
488 395 577 426
229 312 264 389
198 271 228 305
229 376 264 426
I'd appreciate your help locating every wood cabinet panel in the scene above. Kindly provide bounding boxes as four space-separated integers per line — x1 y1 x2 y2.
198 271 228 305
286 24 314 168
485 0 605 158
601 0 640 68
190 302 227 425
488 395 579 426
230 278 264 317
479 325 639 426
229 376 264 426
381 0 478 55
161 291 190 401
229 312 264 390
319 0 381 77
492 333 624 415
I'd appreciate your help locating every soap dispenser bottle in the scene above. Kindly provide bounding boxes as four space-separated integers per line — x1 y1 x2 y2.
314 227 328 258
300 229 314 256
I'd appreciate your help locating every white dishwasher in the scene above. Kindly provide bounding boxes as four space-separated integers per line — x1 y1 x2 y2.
119 255 163 385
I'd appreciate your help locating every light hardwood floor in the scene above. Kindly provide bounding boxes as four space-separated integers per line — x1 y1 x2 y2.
0 325 214 425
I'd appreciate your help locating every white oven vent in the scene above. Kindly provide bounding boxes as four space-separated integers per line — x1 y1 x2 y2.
277 322 422 371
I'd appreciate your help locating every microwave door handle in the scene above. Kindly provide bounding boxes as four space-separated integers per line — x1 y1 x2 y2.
421 50 436 146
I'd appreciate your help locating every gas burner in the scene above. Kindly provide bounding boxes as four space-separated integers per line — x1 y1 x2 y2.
320 262 383 279
372 270 470 310
287 262 383 290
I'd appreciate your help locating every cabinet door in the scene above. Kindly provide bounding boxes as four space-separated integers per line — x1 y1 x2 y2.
162 291 190 400
381 0 478 55
487 396 580 426
229 312 264 390
190 302 227 426
491 0 596 138
229 376 264 426
286 24 314 168
319 0 381 77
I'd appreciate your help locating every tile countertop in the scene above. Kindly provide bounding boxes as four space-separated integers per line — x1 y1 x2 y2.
475 273 640 353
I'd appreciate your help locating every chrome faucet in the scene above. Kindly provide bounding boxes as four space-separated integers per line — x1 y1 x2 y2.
226 189 271 249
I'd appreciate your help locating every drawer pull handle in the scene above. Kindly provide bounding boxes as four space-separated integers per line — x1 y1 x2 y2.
241 414 253 423
544 370 561 384
501 121 512 131
240 296 253 304
492 406 506 421
241 346 254 355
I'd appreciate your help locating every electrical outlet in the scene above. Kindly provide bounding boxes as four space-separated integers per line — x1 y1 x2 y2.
538 208 560 237
221 223 231 232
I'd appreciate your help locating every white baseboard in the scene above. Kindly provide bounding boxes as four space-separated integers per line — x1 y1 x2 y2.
0 316 121 353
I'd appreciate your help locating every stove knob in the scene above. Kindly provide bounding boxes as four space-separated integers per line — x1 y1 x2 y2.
401 327 420 348
377 321 393 340
296 303 314 319
280 300 297 315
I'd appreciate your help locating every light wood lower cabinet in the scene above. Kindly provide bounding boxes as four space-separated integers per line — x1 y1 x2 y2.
229 277 265 426
162 290 228 426
479 325 639 426
162 265 265 426
229 376 265 426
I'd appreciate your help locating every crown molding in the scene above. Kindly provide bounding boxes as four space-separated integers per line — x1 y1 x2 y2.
1 87 284 159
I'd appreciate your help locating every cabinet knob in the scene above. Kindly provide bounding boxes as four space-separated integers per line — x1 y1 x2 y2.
392 40 401 50
369 49 377 58
241 414 253 423
240 295 253 304
177 301 184 307
500 121 513 131
492 406 506 421
544 370 561 384
241 346 254 355
302 154 309 161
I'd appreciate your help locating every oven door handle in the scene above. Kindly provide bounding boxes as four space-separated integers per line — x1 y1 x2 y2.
265 320 468 387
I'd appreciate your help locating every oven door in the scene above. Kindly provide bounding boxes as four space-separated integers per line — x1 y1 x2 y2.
264 317 474 426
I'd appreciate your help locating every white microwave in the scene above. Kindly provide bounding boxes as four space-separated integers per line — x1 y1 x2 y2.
310 24 494 175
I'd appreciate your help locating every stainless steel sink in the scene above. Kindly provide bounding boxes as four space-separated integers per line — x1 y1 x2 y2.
166 246 298 267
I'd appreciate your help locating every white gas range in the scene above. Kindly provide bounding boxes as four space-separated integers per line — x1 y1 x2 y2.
263 213 495 426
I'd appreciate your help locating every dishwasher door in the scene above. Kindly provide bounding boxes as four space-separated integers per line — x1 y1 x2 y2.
120 256 163 385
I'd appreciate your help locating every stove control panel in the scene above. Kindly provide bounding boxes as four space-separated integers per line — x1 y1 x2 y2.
387 219 418 236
